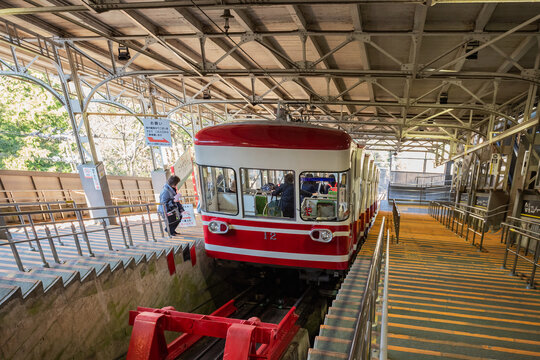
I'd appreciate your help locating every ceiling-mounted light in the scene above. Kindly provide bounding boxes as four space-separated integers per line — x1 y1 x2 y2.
465 40 480 60
440 92 448 105
221 9 234 34
118 45 130 61
203 89 211 100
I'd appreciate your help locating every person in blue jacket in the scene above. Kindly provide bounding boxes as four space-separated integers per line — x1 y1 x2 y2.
273 173 312 218
159 175 184 236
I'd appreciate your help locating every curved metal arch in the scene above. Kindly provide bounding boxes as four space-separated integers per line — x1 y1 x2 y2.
0 71 66 106
82 71 187 113
90 98 193 138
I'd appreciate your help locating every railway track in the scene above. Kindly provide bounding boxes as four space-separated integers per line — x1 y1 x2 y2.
178 270 327 360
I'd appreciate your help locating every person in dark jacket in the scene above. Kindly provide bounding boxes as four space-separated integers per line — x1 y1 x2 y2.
159 175 185 236
273 173 312 218
301 173 317 203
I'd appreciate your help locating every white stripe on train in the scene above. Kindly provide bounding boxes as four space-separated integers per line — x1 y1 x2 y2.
204 243 349 262
202 221 349 237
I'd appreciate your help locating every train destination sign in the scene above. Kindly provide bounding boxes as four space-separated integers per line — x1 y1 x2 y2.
143 118 172 147
522 200 540 218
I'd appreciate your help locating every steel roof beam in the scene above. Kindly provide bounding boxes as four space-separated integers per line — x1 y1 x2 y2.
287 4 355 114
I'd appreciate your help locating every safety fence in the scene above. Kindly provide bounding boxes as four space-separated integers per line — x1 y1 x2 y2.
390 171 448 187
501 216 540 289
387 184 454 204
392 200 400 244
428 201 508 252
349 217 386 360
0 203 169 272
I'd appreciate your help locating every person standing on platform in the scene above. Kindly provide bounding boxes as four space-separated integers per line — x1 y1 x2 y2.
159 175 185 236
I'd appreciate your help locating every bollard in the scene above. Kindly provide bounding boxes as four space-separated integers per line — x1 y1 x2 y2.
45 226 62 264
71 223 83 256
101 219 113 251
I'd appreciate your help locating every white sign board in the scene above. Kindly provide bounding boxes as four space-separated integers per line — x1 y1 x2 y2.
179 204 197 227
174 150 193 187
83 167 93 178
143 118 172 147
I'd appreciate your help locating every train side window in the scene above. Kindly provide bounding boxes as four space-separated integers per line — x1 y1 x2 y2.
240 168 294 219
300 171 350 222
199 166 238 215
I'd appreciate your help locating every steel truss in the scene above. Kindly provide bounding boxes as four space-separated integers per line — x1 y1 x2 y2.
0 1 538 160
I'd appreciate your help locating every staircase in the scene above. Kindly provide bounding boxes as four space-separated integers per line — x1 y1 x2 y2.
0 219 201 308
388 213 540 359
308 215 384 359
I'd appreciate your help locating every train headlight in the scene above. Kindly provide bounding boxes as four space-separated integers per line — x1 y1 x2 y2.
208 220 229 234
310 229 333 243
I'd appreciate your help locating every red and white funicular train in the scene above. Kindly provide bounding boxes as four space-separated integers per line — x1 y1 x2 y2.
194 121 379 277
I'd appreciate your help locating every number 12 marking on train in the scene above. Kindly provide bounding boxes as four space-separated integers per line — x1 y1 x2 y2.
264 232 277 240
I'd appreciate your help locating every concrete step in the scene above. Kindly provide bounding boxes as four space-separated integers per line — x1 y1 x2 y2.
313 335 352 354
0 283 22 307
307 348 347 360
0 277 42 299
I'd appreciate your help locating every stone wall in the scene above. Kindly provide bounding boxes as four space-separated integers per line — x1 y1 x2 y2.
0 242 233 359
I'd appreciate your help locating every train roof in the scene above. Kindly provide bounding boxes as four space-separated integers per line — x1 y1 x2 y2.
194 121 352 150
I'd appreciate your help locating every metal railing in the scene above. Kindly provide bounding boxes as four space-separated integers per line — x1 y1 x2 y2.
392 200 400 244
348 217 386 360
379 229 390 360
429 201 509 252
387 184 453 204
0 203 169 272
0 188 198 207
501 216 540 289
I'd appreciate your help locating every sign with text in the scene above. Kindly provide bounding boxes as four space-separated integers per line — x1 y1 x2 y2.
179 204 196 227
143 118 172 147
174 150 193 187
522 199 540 218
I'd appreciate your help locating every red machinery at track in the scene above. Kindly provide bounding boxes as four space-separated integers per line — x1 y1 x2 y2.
194 121 379 277
126 300 299 360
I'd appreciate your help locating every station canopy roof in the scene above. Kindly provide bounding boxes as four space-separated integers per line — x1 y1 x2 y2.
0 1 539 158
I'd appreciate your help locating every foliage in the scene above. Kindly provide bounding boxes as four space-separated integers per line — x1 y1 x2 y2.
0 75 73 172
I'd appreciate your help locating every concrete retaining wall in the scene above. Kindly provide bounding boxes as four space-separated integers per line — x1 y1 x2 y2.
0 242 232 359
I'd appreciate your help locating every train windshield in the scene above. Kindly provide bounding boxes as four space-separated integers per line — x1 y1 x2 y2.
240 168 295 219
300 171 350 221
199 166 238 215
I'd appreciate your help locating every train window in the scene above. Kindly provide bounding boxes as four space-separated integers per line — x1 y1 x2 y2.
199 166 238 215
300 171 350 222
240 168 295 219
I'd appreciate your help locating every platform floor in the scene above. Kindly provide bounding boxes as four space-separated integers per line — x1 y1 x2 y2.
388 213 540 359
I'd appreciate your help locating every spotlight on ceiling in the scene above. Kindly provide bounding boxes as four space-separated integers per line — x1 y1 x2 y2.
221 9 234 34
440 92 448 105
202 89 211 100
118 45 131 61
465 40 480 60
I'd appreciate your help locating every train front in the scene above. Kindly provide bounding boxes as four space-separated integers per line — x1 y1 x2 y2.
194 122 354 276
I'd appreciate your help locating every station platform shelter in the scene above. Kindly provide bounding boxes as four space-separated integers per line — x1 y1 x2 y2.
0 1 540 359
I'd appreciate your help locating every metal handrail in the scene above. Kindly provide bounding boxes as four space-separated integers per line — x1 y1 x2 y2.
392 200 400 244
379 229 390 360
428 201 492 251
348 216 386 360
501 216 540 288
0 202 169 272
